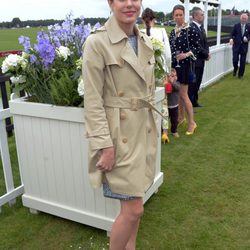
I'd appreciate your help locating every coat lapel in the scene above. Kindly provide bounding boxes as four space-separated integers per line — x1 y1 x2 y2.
120 41 146 81
137 32 154 71
105 16 153 82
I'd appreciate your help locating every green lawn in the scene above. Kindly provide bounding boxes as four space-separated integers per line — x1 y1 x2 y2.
0 27 44 65
1 66 250 249
0 27 45 51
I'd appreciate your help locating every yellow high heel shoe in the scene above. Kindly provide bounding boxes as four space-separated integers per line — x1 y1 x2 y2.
185 124 197 136
162 133 170 144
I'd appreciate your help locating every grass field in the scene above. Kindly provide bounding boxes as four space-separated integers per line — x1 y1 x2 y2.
0 25 223 51
0 27 44 65
1 63 250 249
0 27 45 51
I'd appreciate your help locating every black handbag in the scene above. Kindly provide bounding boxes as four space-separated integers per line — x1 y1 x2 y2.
186 28 196 84
188 60 196 84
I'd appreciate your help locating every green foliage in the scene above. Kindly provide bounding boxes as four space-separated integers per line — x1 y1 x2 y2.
1 15 88 107
50 69 82 107
11 18 22 28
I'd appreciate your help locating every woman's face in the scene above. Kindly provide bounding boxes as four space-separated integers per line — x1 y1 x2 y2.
108 0 141 26
173 9 185 26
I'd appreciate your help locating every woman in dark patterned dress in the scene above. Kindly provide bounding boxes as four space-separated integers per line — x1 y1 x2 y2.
169 5 201 135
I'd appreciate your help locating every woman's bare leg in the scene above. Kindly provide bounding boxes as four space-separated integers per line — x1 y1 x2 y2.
125 219 141 250
179 84 196 131
109 198 143 250
178 96 185 123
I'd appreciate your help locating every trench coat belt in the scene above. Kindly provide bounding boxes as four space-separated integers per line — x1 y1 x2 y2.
104 95 167 120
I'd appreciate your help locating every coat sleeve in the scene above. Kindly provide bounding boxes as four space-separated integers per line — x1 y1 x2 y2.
82 35 113 150
247 24 250 41
188 27 202 59
199 37 209 60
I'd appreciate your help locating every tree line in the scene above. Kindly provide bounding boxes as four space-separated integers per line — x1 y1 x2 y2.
0 17 107 29
0 8 249 29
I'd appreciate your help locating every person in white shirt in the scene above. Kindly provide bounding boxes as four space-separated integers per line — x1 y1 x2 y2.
141 7 171 74
142 7 172 143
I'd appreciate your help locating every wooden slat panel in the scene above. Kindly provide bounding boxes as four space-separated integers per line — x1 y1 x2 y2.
79 124 96 213
30 117 50 199
39 119 58 201
49 119 68 204
68 122 87 210
22 116 41 196
58 120 76 207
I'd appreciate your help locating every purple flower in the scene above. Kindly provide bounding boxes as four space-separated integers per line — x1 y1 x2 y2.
30 54 37 64
19 36 31 53
34 32 56 67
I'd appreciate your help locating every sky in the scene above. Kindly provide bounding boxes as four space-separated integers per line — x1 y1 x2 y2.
0 0 249 22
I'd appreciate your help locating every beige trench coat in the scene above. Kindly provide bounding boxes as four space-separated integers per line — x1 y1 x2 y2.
83 15 158 197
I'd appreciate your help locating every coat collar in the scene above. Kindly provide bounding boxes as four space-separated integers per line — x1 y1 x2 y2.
105 15 154 82
105 15 128 44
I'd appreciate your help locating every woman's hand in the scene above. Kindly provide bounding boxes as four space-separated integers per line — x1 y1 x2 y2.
96 146 115 172
176 51 190 61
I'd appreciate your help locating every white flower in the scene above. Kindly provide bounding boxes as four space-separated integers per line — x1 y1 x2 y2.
151 38 164 53
77 76 84 96
1 54 24 73
56 46 71 61
1 54 28 73
10 75 26 84
1 60 9 73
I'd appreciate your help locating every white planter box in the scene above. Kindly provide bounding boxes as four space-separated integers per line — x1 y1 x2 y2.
9 87 164 232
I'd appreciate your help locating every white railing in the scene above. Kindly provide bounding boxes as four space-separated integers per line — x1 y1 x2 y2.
201 42 250 90
201 43 233 90
247 43 250 63
0 107 24 212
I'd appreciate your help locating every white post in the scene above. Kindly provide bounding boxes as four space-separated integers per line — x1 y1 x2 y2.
184 0 190 23
0 109 16 209
204 0 209 34
217 1 222 45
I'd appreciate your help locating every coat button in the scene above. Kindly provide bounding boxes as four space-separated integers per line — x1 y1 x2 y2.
122 138 128 143
148 128 152 133
118 91 124 97
120 113 126 120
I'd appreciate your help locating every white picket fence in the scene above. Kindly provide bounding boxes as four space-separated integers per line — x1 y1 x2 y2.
0 42 248 212
0 107 24 212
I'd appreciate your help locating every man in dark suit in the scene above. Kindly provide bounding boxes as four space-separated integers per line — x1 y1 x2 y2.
230 13 250 79
188 7 210 108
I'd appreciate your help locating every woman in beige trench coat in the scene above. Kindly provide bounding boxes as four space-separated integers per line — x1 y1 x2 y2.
83 0 158 249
